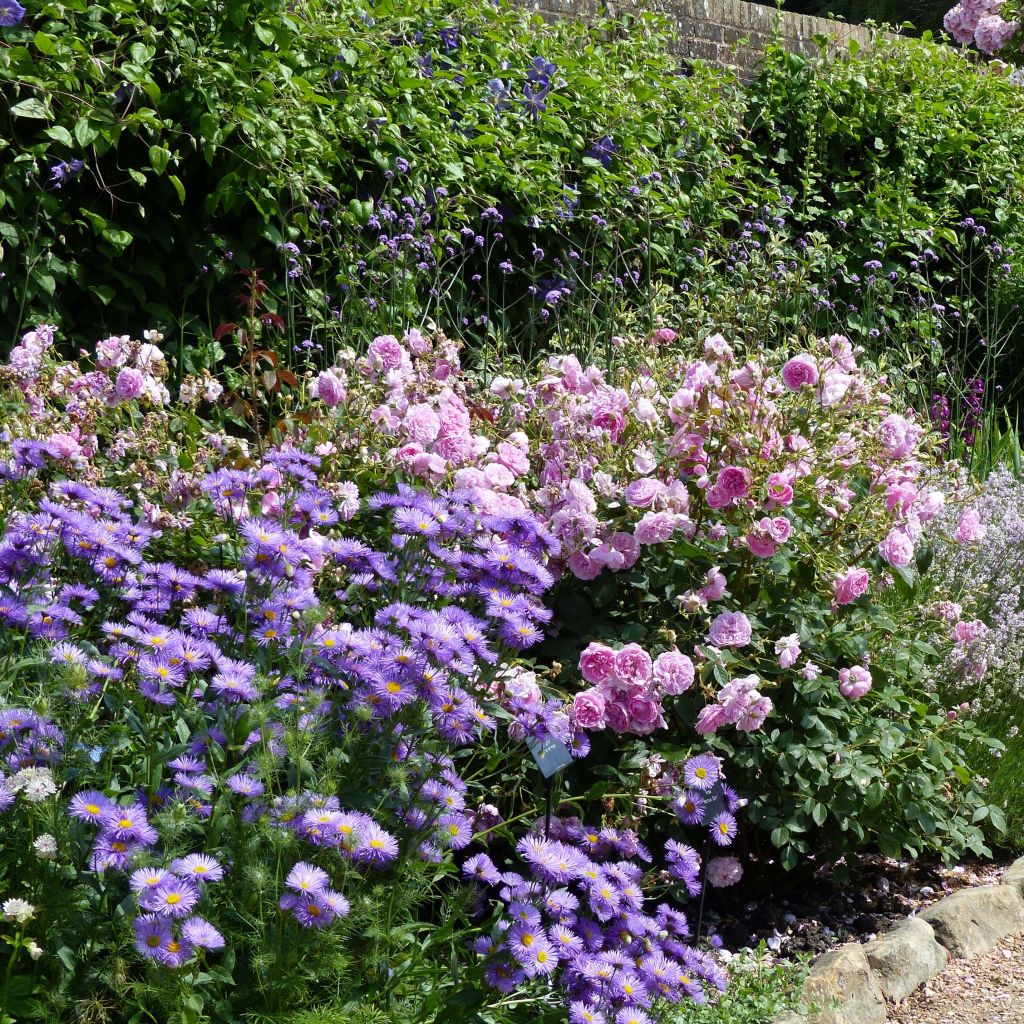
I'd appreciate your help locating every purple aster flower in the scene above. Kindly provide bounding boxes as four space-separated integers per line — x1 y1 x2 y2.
172 853 224 883
133 913 173 960
286 861 330 895
130 867 170 894
69 789 112 824
181 916 225 950
673 790 705 825
438 811 473 849
148 877 200 917
355 822 399 866
570 1004 607 1024
710 812 737 847
683 754 720 792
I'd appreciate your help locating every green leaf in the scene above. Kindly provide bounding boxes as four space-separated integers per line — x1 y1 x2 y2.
101 228 134 251
44 125 74 146
10 98 51 120
811 802 827 826
254 22 276 46
74 117 100 148
148 145 171 174
168 174 186 204
33 31 57 56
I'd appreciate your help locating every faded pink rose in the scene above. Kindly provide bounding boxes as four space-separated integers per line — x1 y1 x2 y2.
47 433 82 459
707 856 743 887
403 403 441 444
695 703 729 735
839 666 872 700
313 369 346 408
571 687 607 730
833 567 869 606
955 508 986 544
568 552 602 581
653 651 695 696
954 619 987 643
708 611 752 648
634 512 676 545
624 477 664 509
878 528 914 568
366 334 408 373
781 353 819 392
775 633 801 670
114 367 144 400
614 644 653 687
819 368 853 407
579 642 617 685
702 566 727 601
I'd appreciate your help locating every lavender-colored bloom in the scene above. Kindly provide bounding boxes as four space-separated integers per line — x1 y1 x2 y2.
133 913 173 960
682 754 720 792
709 812 738 847
181 915 225 950
0 0 26 27
286 861 329 895
147 877 200 917
172 853 224 883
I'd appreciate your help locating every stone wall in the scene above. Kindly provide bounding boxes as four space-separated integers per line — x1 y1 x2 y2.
522 0 889 78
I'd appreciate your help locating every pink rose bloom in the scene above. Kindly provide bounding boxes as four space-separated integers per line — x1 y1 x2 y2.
780 353 819 392
746 528 778 559
568 552 602 581
708 611 752 648
95 335 130 369
954 619 987 643
833 567 869 606
403 327 431 354
775 633 801 670
650 327 677 345
839 666 872 700
47 433 82 459
606 699 631 734
737 695 773 731
878 528 915 568
695 703 729 735
571 687 607 730
114 366 144 400
878 413 911 454
409 452 447 479
626 689 662 732
955 508 986 544
769 517 791 543
765 472 795 508
885 481 918 514
591 532 640 572
653 651 695 696
819 369 853 407
366 334 409 373
579 642 617 685
707 856 743 887
495 441 530 477
403 403 441 444
634 512 676 545
313 369 346 408
715 466 751 501
614 644 653 687
592 407 626 440
624 477 664 509
702 566 728 601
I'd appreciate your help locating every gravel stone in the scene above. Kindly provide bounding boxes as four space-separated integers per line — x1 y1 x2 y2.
891 934 1024 1024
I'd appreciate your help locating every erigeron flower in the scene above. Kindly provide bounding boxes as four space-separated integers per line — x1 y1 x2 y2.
2 898 36 924
10 767 57 802
33 834 58 860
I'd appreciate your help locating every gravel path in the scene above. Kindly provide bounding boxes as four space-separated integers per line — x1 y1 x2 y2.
890 935 1024 1024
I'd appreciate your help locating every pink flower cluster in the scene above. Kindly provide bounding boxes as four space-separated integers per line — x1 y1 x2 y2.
944 0 1019 53
572 642 695 736
695 674 773 734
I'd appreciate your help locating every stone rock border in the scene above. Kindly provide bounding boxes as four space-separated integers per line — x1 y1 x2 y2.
774 856 1024 1024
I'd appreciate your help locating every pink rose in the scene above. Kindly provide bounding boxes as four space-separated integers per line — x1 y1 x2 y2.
878 413 911 454
313 369 346 408
624 478 664 509
707 856 743 887
366 335 408 373
626 688 661 729
571 687 607 730
695 703 729 735
833 567 869 606
955 508 986 544
579 643 617 685
737 694 773 731
634 512 676 545
568 552 603 581
781 353 819 392
403 403 441 444
653 651 695 696
715 466 751 501
46 432 82 459
708 611 752 648
839 666 872 700
746 527 778 559
878 528 914 568
954 619 987 643
614 644 653 686
114 367 144 400
606 699 631 734
775 633 801 670
819 369 853 407
701 566 727 601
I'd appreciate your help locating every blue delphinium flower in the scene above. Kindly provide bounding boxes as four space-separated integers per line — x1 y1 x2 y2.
48 159 85 189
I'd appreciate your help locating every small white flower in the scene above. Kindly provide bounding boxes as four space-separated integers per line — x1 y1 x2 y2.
26 940 43 960
10 767 57 802
2 898 36 924
33 834 58 860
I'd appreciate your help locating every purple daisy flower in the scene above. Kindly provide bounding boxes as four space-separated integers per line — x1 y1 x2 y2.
133 913 173 960
710 812 738 847
148 877 200 917
181 916 225 950
286 861 329 895
683 754 720 792
69 789 112 824
172 854 224 883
